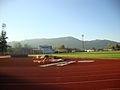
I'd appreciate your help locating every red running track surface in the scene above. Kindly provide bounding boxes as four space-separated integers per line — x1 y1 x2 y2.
0 57 120 90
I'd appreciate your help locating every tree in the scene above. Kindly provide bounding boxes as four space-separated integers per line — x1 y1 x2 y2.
106 43 116 51
24 44 32 48
91 47 96 51
54 45 65 51
116 44 120 50
0 30 8 55
23 44 33 54
59 45 65 50
13 42 22 54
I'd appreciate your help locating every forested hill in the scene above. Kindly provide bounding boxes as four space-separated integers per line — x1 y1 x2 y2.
8 36 119 49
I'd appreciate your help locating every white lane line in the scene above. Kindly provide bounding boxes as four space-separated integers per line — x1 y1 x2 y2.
100 88 120 90
0 71 120 79
1 72 118 79
53 72 119 78
50 72 120 79
0 79 120 85
0 73 119 84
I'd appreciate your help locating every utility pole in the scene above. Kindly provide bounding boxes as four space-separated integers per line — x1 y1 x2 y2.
82 34 85 51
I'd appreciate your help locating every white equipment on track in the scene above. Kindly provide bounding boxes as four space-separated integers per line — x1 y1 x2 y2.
40 61 76 67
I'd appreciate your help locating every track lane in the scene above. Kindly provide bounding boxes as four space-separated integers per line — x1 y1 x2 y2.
0 57 120 90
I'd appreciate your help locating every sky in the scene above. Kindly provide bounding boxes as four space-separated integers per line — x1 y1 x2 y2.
0 0 120 42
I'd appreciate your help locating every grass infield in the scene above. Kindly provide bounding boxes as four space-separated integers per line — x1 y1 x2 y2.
50 51 120 59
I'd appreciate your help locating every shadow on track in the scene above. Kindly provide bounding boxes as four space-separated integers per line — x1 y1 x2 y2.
0 73 56 90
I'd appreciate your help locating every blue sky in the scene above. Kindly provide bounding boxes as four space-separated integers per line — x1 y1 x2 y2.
0 0 120 42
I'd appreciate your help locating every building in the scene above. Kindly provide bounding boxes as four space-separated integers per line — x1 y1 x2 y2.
32 48 42 54
39 45 54 54
85 49 95 52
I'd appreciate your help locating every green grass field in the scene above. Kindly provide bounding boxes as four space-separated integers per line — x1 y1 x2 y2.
50 51 120 59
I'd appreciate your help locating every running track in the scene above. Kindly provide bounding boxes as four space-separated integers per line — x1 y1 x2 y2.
0 57 120 90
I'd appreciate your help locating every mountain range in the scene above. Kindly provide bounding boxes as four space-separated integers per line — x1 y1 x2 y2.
8 36 119 49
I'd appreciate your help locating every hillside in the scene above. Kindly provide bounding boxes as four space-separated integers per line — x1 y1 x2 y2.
8 36 119 49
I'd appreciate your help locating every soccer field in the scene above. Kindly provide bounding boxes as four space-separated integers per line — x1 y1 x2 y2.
50 51 120 59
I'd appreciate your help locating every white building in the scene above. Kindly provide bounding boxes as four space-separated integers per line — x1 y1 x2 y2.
85 49 95 52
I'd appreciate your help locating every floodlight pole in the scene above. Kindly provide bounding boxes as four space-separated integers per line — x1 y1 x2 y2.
82 34 85 51
2 23 6 31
